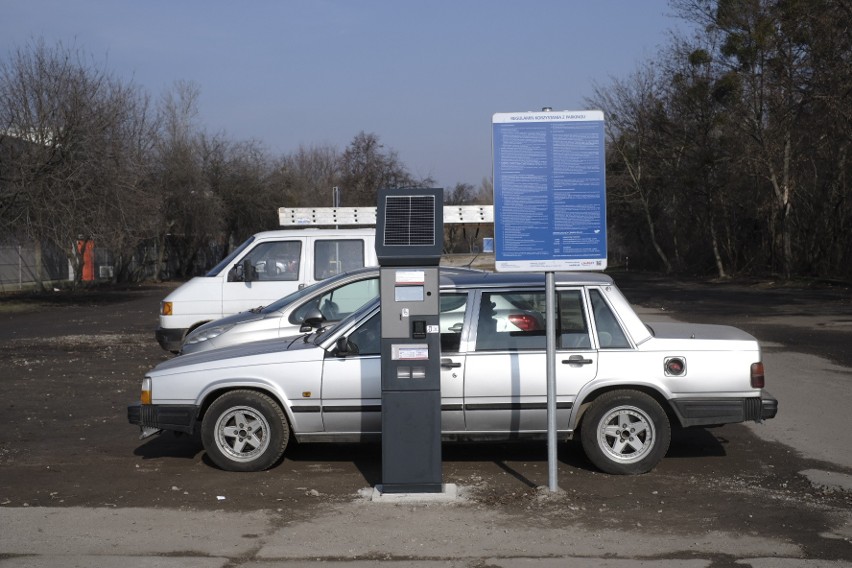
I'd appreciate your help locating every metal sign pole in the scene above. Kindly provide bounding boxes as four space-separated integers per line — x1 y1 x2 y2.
491 109 606 494
545 271 558 491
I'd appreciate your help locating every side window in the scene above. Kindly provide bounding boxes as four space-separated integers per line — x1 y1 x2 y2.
289 278 380 324
244 241 301 281
348 313 380 356
440 293 468 352
314 240 365 280
474 292 546 351
558 290 592 349
589 289 631 348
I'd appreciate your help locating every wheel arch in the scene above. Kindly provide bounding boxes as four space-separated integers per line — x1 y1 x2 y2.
196 380 295 429
570 382 680 433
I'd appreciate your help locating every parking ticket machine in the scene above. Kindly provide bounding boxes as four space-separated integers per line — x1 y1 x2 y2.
375 187 443 493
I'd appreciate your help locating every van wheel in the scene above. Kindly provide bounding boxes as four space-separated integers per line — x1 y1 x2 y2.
201 390 289 472
580 390 670 475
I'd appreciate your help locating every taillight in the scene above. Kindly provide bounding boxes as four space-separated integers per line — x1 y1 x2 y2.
751 362 765 388
508 314 540 331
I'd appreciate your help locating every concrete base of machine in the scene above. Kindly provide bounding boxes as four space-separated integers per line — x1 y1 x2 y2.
369 483 459 503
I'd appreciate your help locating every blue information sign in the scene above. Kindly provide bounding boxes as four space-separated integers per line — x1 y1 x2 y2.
492 110 606 272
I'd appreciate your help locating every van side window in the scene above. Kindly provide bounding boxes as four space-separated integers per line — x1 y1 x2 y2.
589 289 631 348
315 240 365 280
245 241 301 281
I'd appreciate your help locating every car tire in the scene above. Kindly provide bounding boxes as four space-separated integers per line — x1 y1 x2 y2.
580 389 670 475
201 390 289 472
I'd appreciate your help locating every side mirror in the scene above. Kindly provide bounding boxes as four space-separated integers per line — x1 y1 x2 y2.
335 335 358 356
299 308 325 333
242 258 256 283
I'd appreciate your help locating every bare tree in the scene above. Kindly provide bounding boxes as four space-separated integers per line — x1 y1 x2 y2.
588 65 674 273
0 39 157 287
338 131 430 206
277 143 341 207
152 81 224 278
212 137 279 247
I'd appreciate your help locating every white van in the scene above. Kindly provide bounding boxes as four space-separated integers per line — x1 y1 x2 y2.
156 228 377 351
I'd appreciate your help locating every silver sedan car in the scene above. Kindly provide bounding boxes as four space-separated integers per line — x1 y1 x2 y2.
180 266 487 355
180 267 381 355
129 271 777 475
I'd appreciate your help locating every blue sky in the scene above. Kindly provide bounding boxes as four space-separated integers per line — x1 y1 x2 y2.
1 1 686 193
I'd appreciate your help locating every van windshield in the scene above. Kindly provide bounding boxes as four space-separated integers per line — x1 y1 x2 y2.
206 236 256 277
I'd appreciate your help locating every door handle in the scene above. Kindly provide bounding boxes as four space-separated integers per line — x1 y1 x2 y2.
563 355 593 365
441 358 462 368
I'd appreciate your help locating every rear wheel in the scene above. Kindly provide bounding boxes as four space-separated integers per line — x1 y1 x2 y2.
201 390 289 472
580 390 670 475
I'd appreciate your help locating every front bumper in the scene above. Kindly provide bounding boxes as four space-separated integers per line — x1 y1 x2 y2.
127 402 199 435
672 392 778 428
155 327 187 352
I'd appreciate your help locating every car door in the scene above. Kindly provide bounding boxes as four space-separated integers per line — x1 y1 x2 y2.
438 292 471 433
463 288 598 434
222 239 305 316
321 293 470 436
319 311 382 434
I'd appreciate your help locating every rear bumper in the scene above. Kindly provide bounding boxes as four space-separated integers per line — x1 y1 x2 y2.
671 392 778 428
127 402 199 435
155 327 186 352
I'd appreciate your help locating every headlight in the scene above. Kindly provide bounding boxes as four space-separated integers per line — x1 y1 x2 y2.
184 323 235 345
161 301 173 316
140 377 152 405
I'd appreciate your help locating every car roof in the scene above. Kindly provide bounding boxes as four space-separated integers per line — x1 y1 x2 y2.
440 270 613 289
341 266 608 288
276 264 609 288
252 228 377 238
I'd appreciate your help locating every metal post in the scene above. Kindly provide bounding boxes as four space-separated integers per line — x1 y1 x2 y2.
545 271 558 491
332 186 340 230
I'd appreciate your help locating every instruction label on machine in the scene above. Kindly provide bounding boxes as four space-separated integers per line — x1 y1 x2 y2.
392 344 430 360
395 270 425 284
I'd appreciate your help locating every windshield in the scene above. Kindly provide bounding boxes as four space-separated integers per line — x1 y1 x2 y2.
260 280 327 314
314 297 380 344
206 236 256 277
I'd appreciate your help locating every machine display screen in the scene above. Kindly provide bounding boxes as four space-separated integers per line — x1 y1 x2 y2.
395 285 424 302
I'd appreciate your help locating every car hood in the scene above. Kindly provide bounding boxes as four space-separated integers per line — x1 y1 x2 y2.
194 309 268 332
154 333 317 374
646 321 757 342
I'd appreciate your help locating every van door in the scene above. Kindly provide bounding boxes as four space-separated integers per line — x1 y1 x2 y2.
222 238 305 316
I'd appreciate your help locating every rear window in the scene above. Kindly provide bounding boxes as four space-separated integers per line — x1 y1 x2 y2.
314 240 365 280
589 289 631 348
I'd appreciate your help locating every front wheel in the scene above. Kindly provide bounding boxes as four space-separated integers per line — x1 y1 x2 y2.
201 390 289 472
580 390 670 475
